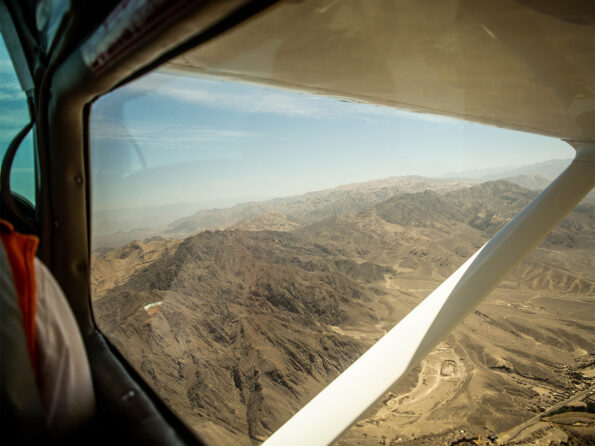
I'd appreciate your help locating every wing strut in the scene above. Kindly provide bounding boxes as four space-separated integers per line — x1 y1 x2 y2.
264 141 595 446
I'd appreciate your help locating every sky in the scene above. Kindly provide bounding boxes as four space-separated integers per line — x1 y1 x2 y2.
0 36 35 204
0 35 574 213
90 71 573 212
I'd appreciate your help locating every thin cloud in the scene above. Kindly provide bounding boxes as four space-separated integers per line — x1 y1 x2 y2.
128 72 339 117
91 117 256 148
136 82 331 118
129 71 465 125
0 89 24 101
0 76 26 103
0 59 16 75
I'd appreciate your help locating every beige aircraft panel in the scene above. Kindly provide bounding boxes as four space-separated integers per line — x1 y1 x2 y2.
165 0 594 142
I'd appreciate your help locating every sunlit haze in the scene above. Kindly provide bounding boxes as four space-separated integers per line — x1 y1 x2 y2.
89 71 573 212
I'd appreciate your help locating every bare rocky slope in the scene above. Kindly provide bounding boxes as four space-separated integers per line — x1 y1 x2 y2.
163 177 472 238
92 180 594 445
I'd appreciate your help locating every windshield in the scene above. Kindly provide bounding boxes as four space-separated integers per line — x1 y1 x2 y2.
89 70 590 446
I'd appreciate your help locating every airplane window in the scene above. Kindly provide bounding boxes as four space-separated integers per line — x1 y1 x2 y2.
0 34 35 206
89 71 588 445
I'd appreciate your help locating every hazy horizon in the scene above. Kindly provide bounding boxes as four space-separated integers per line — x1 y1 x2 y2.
89 71 574 213
92 156 572 217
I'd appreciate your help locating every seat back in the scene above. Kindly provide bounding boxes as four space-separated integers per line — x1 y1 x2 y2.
0 240 46 442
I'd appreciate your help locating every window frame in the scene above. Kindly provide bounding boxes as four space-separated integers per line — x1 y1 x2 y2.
36 2 283 445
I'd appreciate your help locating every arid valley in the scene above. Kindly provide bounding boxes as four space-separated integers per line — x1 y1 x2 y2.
91 168 594 445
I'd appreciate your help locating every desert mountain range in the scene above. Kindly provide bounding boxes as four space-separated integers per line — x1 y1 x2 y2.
91 158 577 249
92 176 594 445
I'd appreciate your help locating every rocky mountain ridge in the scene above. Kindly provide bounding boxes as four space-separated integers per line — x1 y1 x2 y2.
92 179 594 445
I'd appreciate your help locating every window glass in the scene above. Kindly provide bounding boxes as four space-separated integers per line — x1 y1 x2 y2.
89 70 586 445
0 34 35 205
